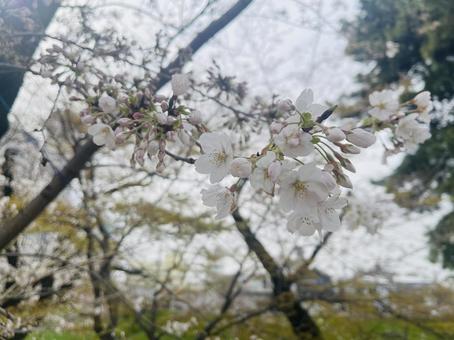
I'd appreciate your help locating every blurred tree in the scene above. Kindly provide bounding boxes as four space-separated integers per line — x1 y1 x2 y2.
343 0 454 268
0 0 60 139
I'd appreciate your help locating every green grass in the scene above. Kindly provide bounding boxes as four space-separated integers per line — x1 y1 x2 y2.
26 315 454 340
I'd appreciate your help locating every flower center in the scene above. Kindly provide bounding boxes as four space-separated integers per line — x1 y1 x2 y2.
293 180 307 197
211 152 227 165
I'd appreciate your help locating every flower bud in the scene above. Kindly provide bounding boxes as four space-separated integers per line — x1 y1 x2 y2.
98 92 117 114
132 112 144 120
188 110 203 125
326 127 346 143
166 131 177 141
134 148 145 167
147 140 159 157
338 143 361 154
154 94 167 102
346 129 376 148
230 158 252 178
114 127 127 144
80 115 94 125
333 151 356 173
413 91 432 113
276 99 293 113
160 100 169 112
117 118 131 126
334 169 353 189
270 122 284 134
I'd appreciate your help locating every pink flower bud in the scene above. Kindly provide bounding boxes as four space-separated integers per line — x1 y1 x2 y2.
166 131 177 141
160 101 169 112
276 99 294 113
346 129 376 148
339 143 361 154
326 128 346 143
134 148 145 167
334 169 353 189
270 122 284 134
117 118 131 126
132 112 144 120
188 111 203 125
81 115 94 125
230 158 252 178
147 141 159 157
154 94 167 102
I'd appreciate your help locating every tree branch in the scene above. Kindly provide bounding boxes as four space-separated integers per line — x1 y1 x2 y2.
0 0 254 251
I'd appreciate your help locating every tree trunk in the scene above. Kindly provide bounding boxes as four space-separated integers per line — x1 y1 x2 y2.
232 210 322 339
0 0 60 139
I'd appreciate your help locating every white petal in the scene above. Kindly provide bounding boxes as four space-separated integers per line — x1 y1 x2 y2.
92 134 106 146
308 103 328 119
287 212 318 236
209 165 229 183
295 88 313 112
87 123 104 136
195 155 214 174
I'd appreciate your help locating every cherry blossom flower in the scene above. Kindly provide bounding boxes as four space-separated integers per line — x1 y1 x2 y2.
346 128 376 148
294 88 328 119
279 163 329 212
287 210 320 236
201 185 236 219
325 128 346 142
396 114 431 153
275 125 314 157
317 194 348 232
270 121 284 134
171 73 190 96
413 91 433 123
188 110 203 125
195 132 233 183
250 152 278 194
98 92 118 115
369 89 399 120
87 123 116 149
230 158 252 178
413 91 432 113
287 192 347 235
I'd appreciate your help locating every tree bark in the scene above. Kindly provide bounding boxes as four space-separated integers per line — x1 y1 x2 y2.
232 210 322 339
0 0 254 251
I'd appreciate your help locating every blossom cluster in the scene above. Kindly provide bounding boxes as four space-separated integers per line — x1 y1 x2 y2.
81 74 433 236
369 89 432 154
81 74 201 172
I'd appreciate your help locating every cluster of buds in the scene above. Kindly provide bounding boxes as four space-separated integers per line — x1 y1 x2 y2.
81 74 432 237
81 74 203 172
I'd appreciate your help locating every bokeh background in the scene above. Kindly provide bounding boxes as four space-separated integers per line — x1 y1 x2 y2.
1 0 453 339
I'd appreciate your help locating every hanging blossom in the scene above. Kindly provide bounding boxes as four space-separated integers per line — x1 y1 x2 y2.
80 76 433 236
367 89 433 155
